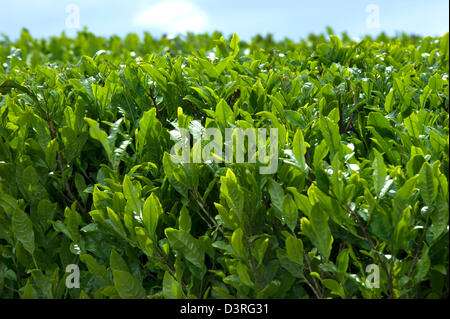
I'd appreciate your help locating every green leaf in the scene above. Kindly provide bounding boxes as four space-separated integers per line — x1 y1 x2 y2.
107 207 127 239
123 175 142 215
165 228 206 278
85 117 112 162
81 55 98 75
110 249 130 273
313 140 328 170
319 117 341 157
287 188 312 216
393 206 411 252
80 254 109 284
285 235 303 265
292 129 308 172
64 205 82 241
322 278 345 298
282 194 299 232
29 270 53 298
0 79 35 98
336 249 349 273
178 206 191 233
142 192 162 237
215 99 234 130
315 168 330 193
300 204 333 260
384 88 394 112
22 279 39 299
236 262 254 288
45 139 59 170
220 169 245 221
162 271 183 299
440 32 449 64
268 178 284 212
136 108 165 161
373 150 387 197
231 228 247 260
415 245 431 283
12 210 35 255
367 112 392 136
252 237 269 265
230 33 240 56
113 270 146 299
418 162 437 206
430 196 449 241
256 280 281 299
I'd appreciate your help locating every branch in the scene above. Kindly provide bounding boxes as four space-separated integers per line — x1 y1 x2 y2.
304 252 323 299
345 203 394 298
190 189 223 234
45 108 88 216
404 213 431 298
148 88 162 123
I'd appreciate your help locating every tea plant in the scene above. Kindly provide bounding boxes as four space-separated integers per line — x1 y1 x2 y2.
0 29 448 299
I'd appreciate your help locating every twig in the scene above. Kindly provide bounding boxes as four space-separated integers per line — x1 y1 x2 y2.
45 108 88 216
183 98 204 118
345 203 394 298
325 187 394 298
304 252 323 299
343 112 355 133
342 85 357 133
156 245 188 294
148 88 162 122
404 213 431 298
190 189 223 233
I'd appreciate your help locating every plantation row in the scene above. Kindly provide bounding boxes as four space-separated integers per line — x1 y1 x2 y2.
0 29 448 299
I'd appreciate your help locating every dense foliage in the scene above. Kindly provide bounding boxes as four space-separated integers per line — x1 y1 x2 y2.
0 29 448 299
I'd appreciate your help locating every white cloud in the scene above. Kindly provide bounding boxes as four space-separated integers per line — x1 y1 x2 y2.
135 1 208 34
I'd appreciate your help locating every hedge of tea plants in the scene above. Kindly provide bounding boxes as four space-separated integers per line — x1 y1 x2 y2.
0 29 448 299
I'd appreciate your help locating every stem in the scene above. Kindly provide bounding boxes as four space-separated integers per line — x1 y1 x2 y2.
404 212 431 298
325 188 395 298
190 189 223 234
183 98 205 118
345 203 395 298
13 255 22 291
304 252 323 299
44 106 88 215
156 245 189 296
148 88 162 123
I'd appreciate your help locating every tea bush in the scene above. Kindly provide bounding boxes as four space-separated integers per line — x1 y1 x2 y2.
0 29 448 299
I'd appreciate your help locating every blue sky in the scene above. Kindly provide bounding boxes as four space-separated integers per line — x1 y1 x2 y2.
0 0 448 41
